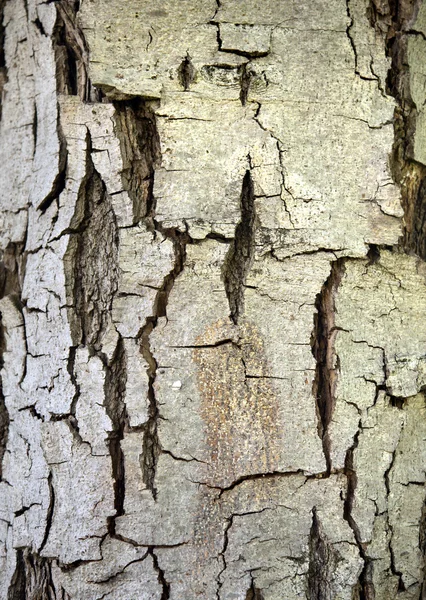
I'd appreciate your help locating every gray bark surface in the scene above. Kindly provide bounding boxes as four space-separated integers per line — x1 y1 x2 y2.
1 0 426 598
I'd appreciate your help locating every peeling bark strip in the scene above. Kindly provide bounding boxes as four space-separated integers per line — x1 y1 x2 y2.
223 169 256 324
53 0 100 101
104 336 127 526
343 424 369 596
113 100 161 223
311 260 345 473
7 550 26 600
374 0 426 258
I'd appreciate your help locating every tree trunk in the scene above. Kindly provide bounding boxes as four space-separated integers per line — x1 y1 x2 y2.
1 0 426 598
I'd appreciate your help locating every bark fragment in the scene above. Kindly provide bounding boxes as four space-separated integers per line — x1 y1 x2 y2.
53 0 100 101
375 0 426 258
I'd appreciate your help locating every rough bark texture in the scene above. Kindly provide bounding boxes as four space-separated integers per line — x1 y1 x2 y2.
1 0 426 598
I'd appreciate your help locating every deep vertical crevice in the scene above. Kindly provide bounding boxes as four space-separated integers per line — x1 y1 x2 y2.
383 443 406 592
149 548 170 600
114 95 188 500
419 495 426 598
239 63 253 106
67 131 120 351
39 472 55 554
310 259 345 474
0 313 8 481
103 336 127 531
343 424 374 599
222 168 256 324
307 507 340 600
113 99 161 223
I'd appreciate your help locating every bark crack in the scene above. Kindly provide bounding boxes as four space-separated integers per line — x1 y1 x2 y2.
149 548 170 600
139 227 187 499
311 260 345 474
307 507 340 600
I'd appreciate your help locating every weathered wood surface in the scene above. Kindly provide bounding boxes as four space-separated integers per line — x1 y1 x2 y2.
1 0 426 598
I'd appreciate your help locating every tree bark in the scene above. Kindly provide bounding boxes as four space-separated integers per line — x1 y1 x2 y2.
1 0 426 598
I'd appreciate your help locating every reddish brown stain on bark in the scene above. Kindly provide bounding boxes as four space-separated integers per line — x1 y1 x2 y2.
193 318 280 488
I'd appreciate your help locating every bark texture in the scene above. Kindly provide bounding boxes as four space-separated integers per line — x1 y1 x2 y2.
1 0 426 598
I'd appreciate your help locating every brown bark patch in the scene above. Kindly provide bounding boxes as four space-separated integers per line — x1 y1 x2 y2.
194 318 280 487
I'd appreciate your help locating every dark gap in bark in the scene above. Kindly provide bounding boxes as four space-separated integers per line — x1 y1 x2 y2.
389 394 407 408
113 99 161 224
366 243 381 265
33 17 46 37
222 168 256 324
149 547 170 600
383 441 406 592
32 101 38 155
239 63 253 106
178 53 196 91
419 495 426 598
310 259 345 474
307 507 341 600
369 0 426 258
245 578 264 600
38 144 67 214
343 425 375 599
0 318 10 480
103 336 127 531
7 549 26 600
67 131 119 350
39 472 55 555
